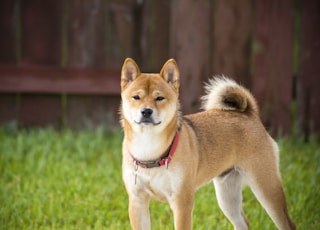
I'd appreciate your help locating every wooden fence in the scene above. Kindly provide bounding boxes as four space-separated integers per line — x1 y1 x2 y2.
0 0 319 138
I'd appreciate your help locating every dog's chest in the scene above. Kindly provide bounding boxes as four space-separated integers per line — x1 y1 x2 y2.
125 165 183 202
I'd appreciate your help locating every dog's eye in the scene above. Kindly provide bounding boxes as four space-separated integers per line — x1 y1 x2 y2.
155 96 165 101
132 95 140 100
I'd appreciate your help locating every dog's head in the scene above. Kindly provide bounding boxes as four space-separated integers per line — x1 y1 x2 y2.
120 58 180 132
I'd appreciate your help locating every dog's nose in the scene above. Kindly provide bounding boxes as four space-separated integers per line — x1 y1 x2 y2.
141 108 153 118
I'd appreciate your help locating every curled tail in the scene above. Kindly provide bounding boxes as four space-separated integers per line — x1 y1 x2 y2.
201 76 259 114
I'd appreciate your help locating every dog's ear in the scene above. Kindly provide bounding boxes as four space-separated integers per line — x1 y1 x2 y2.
160 59 180 91
121 58 141 89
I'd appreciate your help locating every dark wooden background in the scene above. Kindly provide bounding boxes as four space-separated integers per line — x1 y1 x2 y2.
0 0 319 138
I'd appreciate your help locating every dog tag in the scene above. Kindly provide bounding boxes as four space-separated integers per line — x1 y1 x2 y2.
133 160 138 185
134 173 137 185
134 160 139 171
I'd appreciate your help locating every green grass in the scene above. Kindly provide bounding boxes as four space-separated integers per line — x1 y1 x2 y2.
0 127 319 229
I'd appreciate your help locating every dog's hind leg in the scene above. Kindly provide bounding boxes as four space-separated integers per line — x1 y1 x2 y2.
246 166 296 230
213 169 249 230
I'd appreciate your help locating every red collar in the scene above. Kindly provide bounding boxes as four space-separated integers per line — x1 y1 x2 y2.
129 131 180 169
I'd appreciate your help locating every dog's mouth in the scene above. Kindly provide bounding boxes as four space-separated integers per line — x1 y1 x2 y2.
134 118 161 126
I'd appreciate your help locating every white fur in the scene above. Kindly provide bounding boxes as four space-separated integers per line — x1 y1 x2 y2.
123 159 184 202
269 135 280 172
129 132 167 160
201 76 240 111
214 169 248 230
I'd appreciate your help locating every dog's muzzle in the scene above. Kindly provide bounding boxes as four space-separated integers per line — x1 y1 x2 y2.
134 108 161 125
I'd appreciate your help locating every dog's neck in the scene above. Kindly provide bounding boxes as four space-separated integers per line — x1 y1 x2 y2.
126 129 176 162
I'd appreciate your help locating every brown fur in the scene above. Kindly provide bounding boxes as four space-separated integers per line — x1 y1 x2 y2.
120 58 295 230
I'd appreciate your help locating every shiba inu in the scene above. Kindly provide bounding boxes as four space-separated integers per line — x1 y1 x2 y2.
120 58 295 230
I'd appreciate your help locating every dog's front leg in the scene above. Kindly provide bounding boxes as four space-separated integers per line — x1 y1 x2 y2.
170 193 195 230
128 195 151 230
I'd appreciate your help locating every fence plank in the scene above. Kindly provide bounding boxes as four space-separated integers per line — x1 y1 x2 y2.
66 95 120 130
0 65 121 128
0 94 17 125
0 0 17 64
0 66 120 95
297 0 320 139
170 0 210 114
140 0 171 71
252 0 294 135
67 0 136 68
21 0 62 65
19 95 61 129
211 0 253 86
8 0 64 127
68 0 107 68
66 0 126 128
105 0 136 67
0 1 19 126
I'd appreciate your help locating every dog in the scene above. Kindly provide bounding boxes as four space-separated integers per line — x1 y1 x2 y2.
120 58 295 230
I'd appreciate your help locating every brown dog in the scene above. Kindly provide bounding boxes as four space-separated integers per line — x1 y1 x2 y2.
120 58 295 230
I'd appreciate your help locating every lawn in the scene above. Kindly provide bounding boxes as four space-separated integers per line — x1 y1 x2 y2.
0 127 319 229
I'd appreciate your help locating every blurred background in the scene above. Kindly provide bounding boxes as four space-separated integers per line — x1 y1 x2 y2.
0 0 319 139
